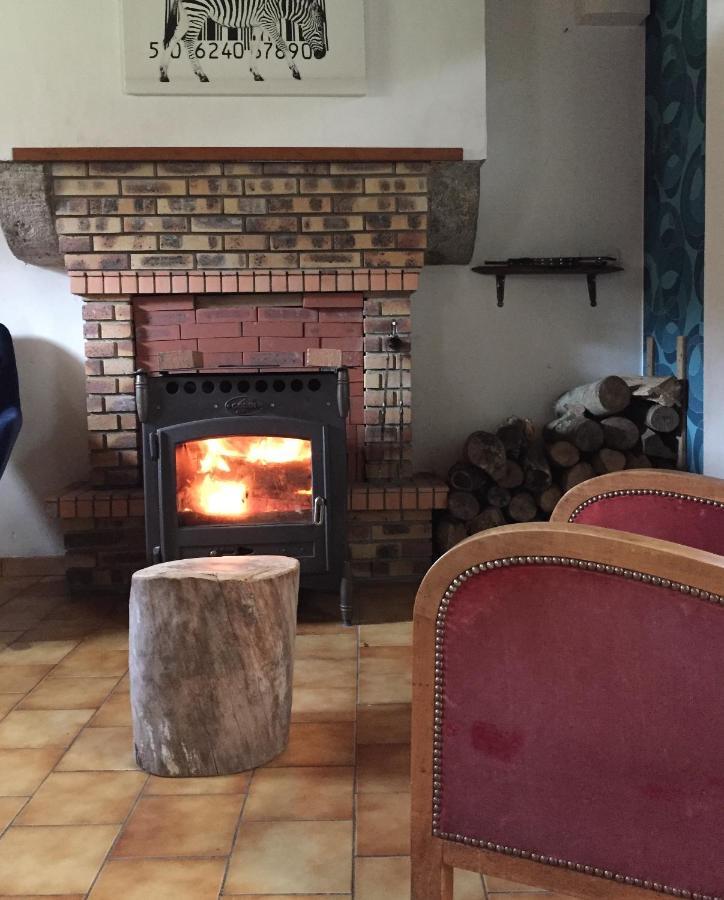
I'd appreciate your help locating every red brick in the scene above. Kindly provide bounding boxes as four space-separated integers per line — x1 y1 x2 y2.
201 352 245 368
243 351 304 367
142 339 198 355
341 351 364 367
259 337 319 353
136 324 181 342
85 341 116 358
180 323 242 339
244 322 304 338
83 303 114 321
302 293 363 309
258 307 317 322
195 306 257 323
196 337 259 353
136 309 196 325
134 296 195 311
304 323 363 338
305 348 343 367
318 309 364 322
321 337 363 351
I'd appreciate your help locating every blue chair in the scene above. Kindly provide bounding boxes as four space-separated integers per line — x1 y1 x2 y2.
0 324 22 480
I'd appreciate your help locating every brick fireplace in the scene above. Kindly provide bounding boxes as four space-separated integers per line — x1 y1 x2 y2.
26 153 458 596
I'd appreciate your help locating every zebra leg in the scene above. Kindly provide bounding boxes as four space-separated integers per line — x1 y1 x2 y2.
266 25 301 80
182 32 210 82
159 22 184 81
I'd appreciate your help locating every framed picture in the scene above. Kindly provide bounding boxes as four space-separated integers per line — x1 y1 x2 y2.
120 0 366 96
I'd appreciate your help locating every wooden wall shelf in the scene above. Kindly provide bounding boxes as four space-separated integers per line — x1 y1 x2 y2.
12 146 463 163
471 262 624 308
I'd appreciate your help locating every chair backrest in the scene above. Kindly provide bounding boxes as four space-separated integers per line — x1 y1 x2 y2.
551 470 724 557
412 523 724 900
0 324 20 411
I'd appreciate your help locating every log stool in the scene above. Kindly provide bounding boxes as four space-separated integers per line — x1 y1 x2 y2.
129 555 300 777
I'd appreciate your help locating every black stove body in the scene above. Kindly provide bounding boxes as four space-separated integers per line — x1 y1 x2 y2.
137 369 350 618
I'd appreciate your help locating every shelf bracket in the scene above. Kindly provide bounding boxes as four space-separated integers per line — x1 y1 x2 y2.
495 274 506 308
586 273 598 307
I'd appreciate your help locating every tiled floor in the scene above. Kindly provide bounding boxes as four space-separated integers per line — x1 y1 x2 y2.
0 572 569 899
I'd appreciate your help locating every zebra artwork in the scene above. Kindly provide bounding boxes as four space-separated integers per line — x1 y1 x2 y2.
160 0 328 83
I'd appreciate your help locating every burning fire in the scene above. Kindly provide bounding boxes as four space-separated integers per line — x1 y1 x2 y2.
176 436 312 523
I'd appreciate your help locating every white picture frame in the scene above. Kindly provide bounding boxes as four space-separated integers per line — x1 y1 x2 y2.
120 0 366 96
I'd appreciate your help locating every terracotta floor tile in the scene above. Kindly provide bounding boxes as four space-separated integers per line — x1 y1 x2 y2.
53 633 129 677
0 597 61 620
144 771 250 795
358 647 412 704
0 639 79 667
484 875 548 892
88 858 226 900
16 771 146 825
113 794 243 857
89 691 132 727
0 796 26 833
224 896 350 899
291 686 357 722
0 747 64 795
267 722 355 767
20 622 102 642
295 632 358 659
293 657 357 688
359 621 413 647
112 672 130 693
0 824 118 895
0 895 83 899
355 855 410 900
356 703 411 744
0 694 21 718
56 726 137 771
356 792 410 856
0 665 51 694
244 766 354 821
0 632 22 649
226 819 353 894
356 743 411 793
0 578 40 605
19 676 118 711
453 869 487 899
296 621 350 635
0 709 93 749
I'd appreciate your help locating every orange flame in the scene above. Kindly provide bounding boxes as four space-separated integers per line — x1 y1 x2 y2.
177 436 313 522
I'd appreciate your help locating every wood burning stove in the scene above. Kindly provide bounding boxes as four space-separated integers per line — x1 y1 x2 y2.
137 368 351 621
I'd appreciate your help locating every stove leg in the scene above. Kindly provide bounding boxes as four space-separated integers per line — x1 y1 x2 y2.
340 574 354 626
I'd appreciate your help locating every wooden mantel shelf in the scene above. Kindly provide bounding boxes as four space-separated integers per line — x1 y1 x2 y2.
12 146 463 163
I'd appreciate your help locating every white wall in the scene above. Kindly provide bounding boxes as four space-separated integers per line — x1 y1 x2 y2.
0 0 486 159
0 239 87 556
704 4 724 476
413 0 645 472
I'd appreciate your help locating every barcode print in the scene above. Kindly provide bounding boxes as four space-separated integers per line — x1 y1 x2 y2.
163 0 328 51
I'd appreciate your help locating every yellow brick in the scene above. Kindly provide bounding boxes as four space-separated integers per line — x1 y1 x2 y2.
301 216 364 232
365 177 427 194
121 179 187 196
93 235 157 251
54 179 119 195
56 217 122 234
244 177 298 195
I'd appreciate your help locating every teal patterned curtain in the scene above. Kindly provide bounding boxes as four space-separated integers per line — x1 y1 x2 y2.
644 0 706 471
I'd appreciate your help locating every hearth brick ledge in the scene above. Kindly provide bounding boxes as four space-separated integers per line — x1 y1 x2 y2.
45 478 447 588
69 268 419 297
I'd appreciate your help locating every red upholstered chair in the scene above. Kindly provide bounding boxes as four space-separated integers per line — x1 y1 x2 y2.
551 470 724 556
411 520 724 900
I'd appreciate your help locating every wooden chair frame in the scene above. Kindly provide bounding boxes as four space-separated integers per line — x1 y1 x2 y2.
552 470 724 525
411 522 724 900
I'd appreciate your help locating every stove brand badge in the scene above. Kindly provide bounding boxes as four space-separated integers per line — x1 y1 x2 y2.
226 397 264 415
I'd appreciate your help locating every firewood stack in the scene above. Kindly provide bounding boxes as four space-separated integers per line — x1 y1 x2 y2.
436 375 685 554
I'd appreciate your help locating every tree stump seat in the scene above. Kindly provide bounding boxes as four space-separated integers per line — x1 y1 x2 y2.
129 555 300 778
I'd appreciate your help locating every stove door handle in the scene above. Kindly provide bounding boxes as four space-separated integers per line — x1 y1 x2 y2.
313 496 326 526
